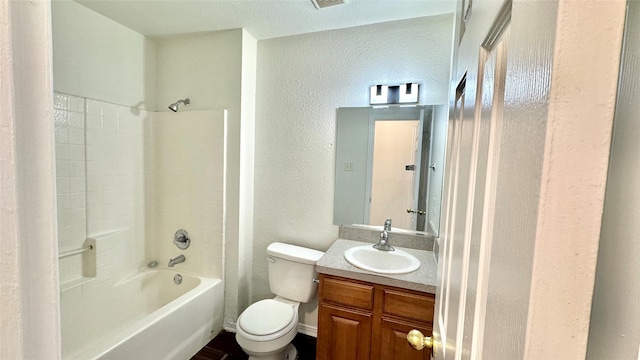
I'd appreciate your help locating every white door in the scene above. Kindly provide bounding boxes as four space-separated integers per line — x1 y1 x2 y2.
433 5 511 360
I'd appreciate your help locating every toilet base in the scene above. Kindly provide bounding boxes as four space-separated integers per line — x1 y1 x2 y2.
247 343 297 360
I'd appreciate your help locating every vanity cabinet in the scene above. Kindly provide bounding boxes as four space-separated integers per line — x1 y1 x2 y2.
316 274 434 360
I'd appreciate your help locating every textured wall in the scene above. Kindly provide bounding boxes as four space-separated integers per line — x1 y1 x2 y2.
254 15 453 329
1 0 61 358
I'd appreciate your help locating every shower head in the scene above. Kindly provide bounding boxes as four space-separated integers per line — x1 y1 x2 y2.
168 98 190 112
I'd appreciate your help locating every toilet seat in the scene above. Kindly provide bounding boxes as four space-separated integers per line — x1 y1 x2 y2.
236 299 298 343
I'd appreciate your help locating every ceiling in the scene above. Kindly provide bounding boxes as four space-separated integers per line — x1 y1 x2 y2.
75 0 456 40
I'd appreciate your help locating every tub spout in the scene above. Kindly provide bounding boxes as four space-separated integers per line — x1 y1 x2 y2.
168 254 185 267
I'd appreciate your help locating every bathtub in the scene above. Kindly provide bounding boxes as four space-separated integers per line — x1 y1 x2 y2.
61 269 223 360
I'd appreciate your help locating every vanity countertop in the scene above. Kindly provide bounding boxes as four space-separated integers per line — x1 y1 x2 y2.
316 239 437 293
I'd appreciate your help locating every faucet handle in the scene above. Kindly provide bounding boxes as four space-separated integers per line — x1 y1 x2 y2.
174 229 191 250
380 230 388 244
384 218 392 231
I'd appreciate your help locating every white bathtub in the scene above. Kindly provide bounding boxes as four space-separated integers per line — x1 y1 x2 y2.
61 269 223 360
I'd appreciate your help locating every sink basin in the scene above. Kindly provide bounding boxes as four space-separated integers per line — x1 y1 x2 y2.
344 245 420 274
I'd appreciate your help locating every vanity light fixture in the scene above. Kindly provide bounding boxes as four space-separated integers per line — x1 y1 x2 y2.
369 83 420 105
370 85 389 105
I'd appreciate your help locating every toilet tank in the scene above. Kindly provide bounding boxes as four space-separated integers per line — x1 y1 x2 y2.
267 242 325 303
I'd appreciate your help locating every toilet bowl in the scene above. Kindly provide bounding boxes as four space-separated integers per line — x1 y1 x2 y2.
235 242 324 360
236 298 299 360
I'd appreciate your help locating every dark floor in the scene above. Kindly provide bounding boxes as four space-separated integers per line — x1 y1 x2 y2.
191 330 316 360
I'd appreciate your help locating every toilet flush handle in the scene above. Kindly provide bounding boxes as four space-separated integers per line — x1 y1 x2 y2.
267 256 276 263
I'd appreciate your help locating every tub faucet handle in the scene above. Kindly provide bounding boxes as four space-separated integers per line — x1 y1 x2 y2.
174 229 191 250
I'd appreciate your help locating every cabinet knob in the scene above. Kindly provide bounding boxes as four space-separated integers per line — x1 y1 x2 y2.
407 329 432 351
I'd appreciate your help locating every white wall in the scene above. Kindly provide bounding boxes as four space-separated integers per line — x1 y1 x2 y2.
52 0 156 110
1 0 61 358
254 15 453 329
587 1 640 358
155 30 241 113
238 29 258 325
427 104 447 237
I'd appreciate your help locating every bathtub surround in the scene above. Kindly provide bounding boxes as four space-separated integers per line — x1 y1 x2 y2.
54 93 89 285
150 110 226 279
53 92 227 356
54 94 149 286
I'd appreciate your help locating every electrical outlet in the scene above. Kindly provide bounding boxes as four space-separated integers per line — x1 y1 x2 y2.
344 162 354 171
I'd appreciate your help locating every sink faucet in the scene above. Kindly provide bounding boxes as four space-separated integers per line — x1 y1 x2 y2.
373 230 394 251
384 218 392 231
168 254 185 267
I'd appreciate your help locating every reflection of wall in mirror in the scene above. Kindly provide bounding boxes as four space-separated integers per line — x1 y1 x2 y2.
426 105 448 236
370 120 420 230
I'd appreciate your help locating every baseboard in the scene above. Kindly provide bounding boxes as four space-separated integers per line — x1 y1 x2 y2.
297 323 317 338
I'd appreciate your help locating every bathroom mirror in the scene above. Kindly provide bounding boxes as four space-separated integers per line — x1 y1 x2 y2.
333 105 447 236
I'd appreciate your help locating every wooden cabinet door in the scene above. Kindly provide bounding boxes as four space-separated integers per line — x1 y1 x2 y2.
317 302 372 360
379 316 432 360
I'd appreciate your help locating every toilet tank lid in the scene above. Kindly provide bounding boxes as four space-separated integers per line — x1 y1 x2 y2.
267 242 325 265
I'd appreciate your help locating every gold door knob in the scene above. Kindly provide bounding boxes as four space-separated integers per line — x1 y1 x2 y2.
407 329 433 350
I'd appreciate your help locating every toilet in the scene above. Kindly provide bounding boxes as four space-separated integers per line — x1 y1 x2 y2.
235 242 325 360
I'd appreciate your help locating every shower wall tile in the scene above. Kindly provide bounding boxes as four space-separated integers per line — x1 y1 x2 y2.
55 94 225 291
54 93 87 285
84 98 147 279
55 92 151 286
149 110 226 279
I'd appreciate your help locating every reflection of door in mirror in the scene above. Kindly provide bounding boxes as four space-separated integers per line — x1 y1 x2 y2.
369 120 421 230
334 105 446 235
